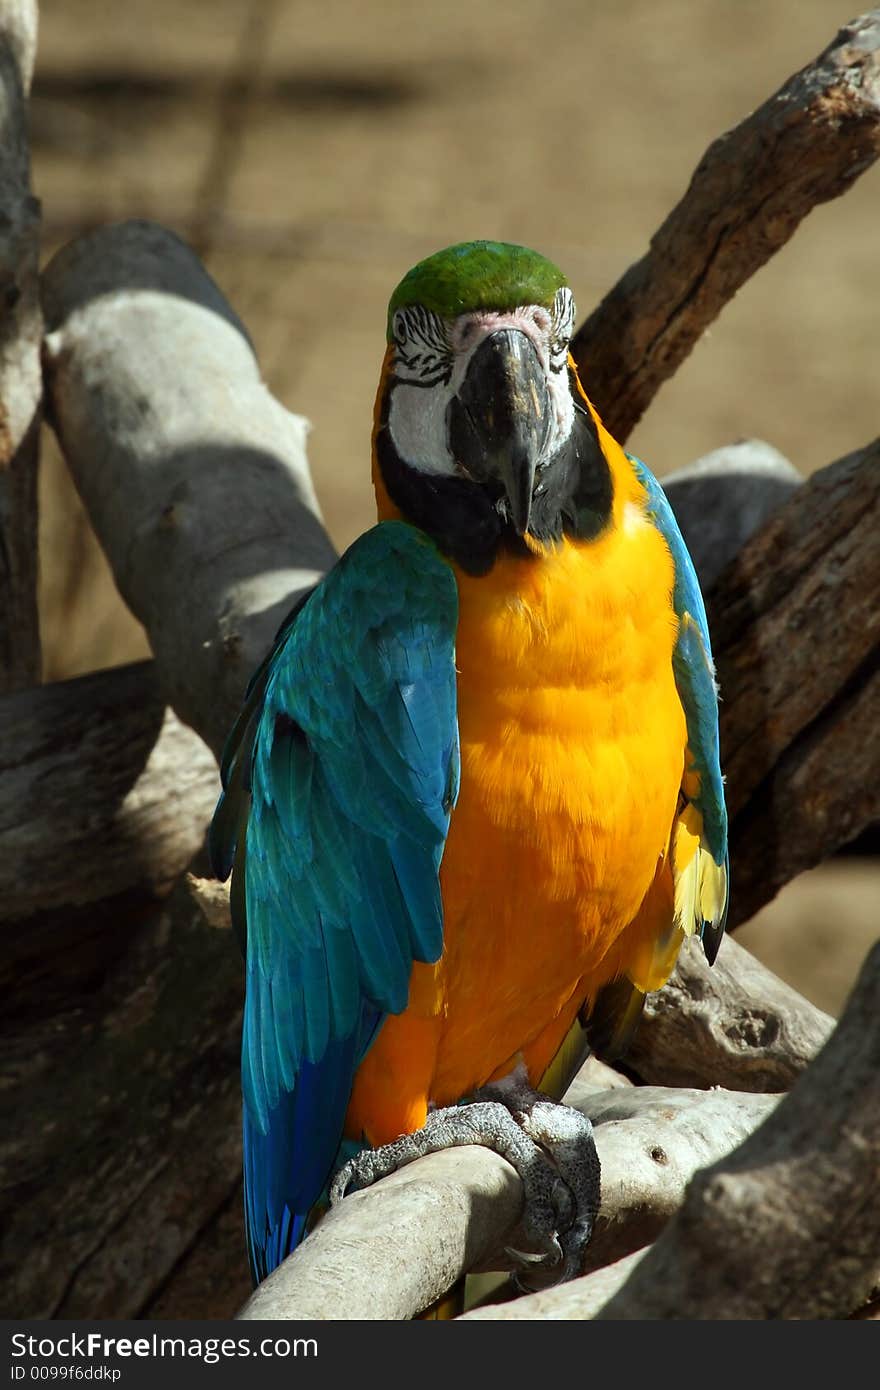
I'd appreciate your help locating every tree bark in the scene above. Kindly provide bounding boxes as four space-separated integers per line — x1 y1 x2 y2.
0 873 249 1320
0 0 42 690
0 661 218 930
0 661 221 1027
710 443 880 925
572 10 880 440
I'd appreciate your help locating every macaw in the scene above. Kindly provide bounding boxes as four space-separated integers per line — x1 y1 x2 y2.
210 240 728 1291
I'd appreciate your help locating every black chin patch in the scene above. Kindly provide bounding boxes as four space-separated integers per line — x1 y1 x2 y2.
376 370 613 574
376 421 503 575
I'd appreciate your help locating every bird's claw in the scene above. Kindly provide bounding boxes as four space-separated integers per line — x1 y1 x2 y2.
328 1084 600 1290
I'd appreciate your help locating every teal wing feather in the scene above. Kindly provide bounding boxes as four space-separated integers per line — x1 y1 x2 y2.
628 454 729 960
209 520 460 1282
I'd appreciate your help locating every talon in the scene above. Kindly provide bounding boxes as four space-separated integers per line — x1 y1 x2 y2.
505 1232 563 1268
504 1246 551 1266
328 1169 350 1205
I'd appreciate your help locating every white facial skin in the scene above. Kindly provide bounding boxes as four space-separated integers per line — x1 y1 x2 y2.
387 287 576 477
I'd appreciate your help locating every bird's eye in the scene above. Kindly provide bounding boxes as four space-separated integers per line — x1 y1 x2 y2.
393 309 408 343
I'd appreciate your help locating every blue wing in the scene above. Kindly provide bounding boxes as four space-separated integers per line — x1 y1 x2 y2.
209 520 460 1283
628 455 729 961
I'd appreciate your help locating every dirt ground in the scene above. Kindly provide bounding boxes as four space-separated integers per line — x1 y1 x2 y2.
30 0 878 1012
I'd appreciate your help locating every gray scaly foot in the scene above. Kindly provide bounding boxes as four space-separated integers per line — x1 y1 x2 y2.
330 1071 600 1287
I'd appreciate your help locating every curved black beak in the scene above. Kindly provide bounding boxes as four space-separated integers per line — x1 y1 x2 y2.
447 328 553 536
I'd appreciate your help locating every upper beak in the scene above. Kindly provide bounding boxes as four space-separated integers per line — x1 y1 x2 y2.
446 328 553 535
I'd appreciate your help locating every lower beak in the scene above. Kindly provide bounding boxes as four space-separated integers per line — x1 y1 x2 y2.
447 328 553 535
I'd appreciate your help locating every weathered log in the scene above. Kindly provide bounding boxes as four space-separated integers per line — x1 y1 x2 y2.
0 661 218 937
0 0 42 690
0 873 249 1320
237 1081 779 1320
41 219 336 759
237 1148 523 1323
572 9 880 440
577 1087 780 1277
469 941 880 1320
710 443 880 925
624 934 834 1093
729 659 880 927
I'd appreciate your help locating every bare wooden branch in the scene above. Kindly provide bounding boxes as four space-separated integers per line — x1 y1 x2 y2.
237 1079 780 1320
729 659 880 926
624 935 834 1092
0 0 42 690
0 873 248 1319
711 443 880 925
237 1148 523 1322
41 220 336 758
572 10 880 439
0 661 218 933
517 1085 780 1280
474 941 880 1320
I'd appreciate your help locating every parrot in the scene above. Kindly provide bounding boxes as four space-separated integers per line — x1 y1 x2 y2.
209 239 728 1293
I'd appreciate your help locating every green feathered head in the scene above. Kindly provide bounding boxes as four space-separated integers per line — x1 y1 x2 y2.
387 240 568 341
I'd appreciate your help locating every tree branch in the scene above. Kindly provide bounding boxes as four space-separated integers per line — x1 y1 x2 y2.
710 442 880 925
572 10 880 439
41 220 336 758
0 658 218 995
623 935 833 1093
0 873 248 1319
0 0 41 690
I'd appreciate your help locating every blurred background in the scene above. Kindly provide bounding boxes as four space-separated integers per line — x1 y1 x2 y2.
31 0 877 1013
